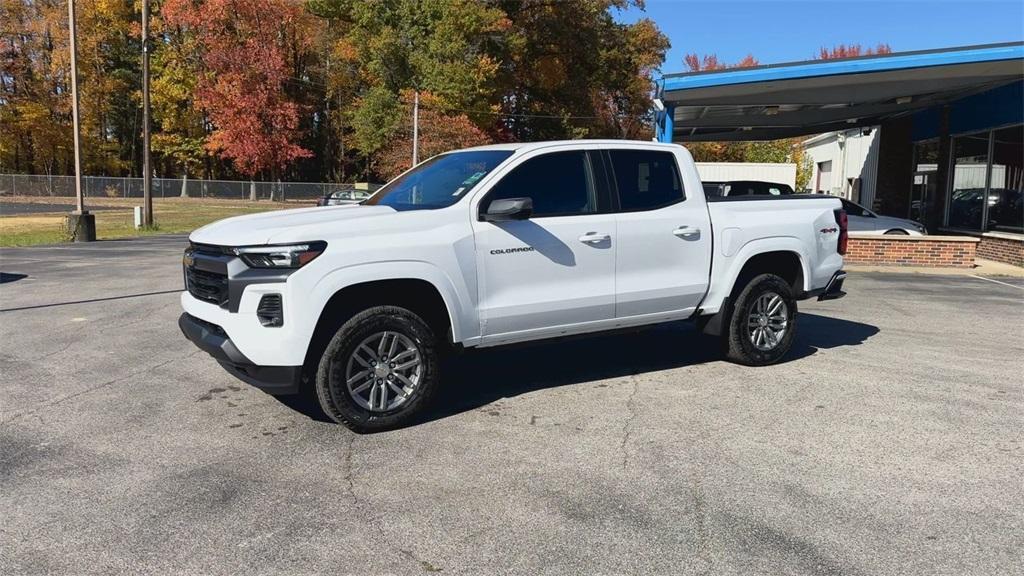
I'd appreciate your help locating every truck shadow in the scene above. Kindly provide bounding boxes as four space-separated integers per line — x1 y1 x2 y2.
277 312 878 427
420 312 879 425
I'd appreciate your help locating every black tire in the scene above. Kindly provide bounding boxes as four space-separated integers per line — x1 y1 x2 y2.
724 273 797 366
884 229 910 235
315 305 440 433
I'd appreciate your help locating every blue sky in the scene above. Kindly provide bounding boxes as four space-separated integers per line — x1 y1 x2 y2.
615 0 1024 73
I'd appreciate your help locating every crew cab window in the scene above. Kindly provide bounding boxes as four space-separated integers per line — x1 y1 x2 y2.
608 150 684 211
484 151 598 217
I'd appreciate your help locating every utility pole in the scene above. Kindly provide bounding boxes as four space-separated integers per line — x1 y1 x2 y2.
141 0 153 226
66 0 95 241
411 91 419 166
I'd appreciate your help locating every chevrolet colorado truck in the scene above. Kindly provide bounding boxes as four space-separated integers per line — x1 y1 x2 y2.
179 140 847 432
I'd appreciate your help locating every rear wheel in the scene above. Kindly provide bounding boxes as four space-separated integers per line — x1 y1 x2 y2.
725 273 797 366
315 305 440 433
884 229 910 235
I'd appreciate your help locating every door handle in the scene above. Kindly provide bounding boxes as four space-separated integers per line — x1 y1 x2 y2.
578 232 611 244
673 226 700 238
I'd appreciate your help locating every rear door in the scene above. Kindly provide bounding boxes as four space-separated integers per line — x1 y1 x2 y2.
607 148 712 319
472 149 617 342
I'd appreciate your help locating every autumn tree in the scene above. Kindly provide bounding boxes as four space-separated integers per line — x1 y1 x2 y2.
3 0 673 183
162 0 313 179
1 0 73 176
309 0 508 160
491 0 669 141
1 0 140 177
683 53 759 71
374 91 491 179
818 43 892 60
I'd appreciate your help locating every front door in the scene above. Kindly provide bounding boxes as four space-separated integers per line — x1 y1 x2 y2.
472 150 617 343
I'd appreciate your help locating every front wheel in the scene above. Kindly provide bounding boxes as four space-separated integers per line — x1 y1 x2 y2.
315 305 440 433
725 273 797 366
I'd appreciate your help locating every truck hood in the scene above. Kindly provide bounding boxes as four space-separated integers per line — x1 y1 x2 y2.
189 204 398 246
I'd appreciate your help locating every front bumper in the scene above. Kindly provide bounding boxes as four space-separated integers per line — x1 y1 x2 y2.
179 313 302 395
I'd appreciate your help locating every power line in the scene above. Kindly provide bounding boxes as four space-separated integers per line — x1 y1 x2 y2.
282 76 622 121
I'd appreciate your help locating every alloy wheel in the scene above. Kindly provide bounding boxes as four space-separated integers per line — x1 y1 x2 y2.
344 331 422 412
746 292 789 351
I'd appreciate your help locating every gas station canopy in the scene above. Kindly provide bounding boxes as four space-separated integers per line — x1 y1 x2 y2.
655 42 1024 142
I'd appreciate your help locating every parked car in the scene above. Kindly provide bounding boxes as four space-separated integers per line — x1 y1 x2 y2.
180 141 847 432
839 198 927 235
948 187 1023 232
703 180 795 197
316 189 371 206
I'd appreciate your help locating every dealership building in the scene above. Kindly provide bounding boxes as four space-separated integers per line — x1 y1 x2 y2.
655 42 1024 266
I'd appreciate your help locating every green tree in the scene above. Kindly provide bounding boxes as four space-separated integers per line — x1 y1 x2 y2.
310 0 507 158
493 0 669 141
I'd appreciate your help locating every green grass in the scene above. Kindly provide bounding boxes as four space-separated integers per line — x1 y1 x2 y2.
0 198 312 247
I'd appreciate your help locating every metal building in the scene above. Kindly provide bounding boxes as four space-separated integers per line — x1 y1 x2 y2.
655 42 1024 238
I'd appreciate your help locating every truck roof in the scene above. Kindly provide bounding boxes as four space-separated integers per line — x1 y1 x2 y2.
458 139 685 153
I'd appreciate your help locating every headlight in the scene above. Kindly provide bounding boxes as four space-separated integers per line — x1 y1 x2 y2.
232 241 327 268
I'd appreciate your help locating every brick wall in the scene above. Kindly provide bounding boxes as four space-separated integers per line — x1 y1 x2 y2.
846 234 978 268
977 233 1024 267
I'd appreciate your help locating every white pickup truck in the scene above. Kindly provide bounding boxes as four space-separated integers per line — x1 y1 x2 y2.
180 140 847 432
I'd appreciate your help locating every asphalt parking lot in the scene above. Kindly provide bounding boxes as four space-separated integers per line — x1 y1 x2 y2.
1 235 1021 576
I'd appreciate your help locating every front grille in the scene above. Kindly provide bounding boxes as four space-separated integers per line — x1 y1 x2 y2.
186 266 229 306
190 242 232 256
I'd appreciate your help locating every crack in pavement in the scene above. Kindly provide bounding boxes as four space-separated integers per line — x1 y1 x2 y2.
620 372 641 470
342 434 442 573
692 472 714 576
0 350 200 428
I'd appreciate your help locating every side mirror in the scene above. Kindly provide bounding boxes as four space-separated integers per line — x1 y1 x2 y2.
482 197 533 222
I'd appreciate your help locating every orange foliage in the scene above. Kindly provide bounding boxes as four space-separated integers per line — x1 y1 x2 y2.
818 43 893 59
683 53 760 71
374 92 493 180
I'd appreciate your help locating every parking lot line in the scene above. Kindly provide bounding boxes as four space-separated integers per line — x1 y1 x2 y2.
969 274 1024 290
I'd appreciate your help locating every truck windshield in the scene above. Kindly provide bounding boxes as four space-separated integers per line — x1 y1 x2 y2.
363 150 513 211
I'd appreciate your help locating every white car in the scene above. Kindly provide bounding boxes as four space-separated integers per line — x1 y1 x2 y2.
840 198 927 235
179 140 847 432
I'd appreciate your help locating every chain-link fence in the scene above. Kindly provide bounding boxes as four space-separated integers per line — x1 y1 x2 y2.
0 174 364 201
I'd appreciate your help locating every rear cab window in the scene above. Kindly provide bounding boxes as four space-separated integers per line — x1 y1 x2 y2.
606 149 685 211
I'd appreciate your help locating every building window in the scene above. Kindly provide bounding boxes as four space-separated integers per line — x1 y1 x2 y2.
988 125 1023 233
946 131 991 231
913 139 940 172
911 140 940 222
816 160 832 194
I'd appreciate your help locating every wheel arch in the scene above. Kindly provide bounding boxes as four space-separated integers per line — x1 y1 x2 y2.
303 263 473 375
728 249 806 299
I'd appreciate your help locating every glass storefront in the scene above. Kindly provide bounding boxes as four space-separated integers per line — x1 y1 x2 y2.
943 124 1024 233
911 140 939 223
947 132 991 230
988 125 1023 233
